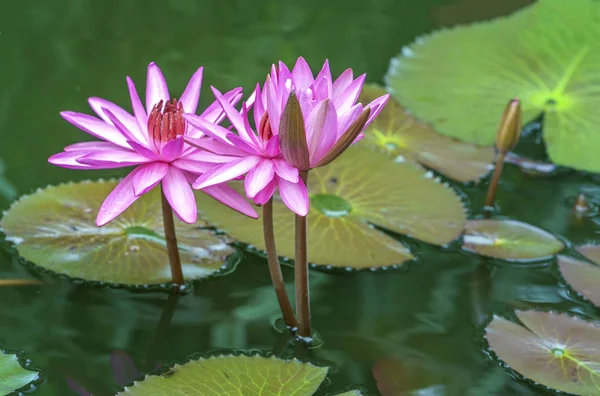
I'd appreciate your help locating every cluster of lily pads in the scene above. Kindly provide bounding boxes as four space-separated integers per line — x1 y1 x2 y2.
1 0 600 394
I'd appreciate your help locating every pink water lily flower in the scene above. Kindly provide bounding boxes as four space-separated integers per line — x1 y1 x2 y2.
267 57 389 170
184 86 309 216
49 62 258 226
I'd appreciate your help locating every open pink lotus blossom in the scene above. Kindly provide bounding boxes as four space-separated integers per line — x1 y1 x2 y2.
267 57 389 170
49 62 258 226
184 86 309 216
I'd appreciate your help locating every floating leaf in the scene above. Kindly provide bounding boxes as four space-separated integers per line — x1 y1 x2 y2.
462 219 564 261
195 145 467 269
360 84 494 183
485 310 600 395
0 180 237 285
119 354 328 396
386 0 600 172
0 351 39 394
558 246 600 307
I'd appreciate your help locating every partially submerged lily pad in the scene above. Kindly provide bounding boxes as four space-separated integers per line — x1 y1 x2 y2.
558 245 600 307
360 84 494 183
195 145 467 269
0 180 237 285
386 0 600 172
119 354 328 396
0 350 39 395
462 219 564 261
485 310 600 395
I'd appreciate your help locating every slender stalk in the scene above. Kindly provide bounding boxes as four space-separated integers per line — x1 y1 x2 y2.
161 186 184 285
295 170 311 339
483 153 506 219
263 199 298 328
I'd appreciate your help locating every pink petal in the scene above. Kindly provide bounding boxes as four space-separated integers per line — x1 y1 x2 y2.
89 97 147 146
364 94 390 129
332 69 354 101
199 87 243 124
211 87 258 146
312 60 332 99
291 57 314 90
337 104 363 140
184 114 232 143
96 168 143 226
253 178 278 205
127 76 149 138
132 162 168 196
60 111 129 148
127 140 160 160
306 99 338 165
192 155 261 190
171 158 214 175
145 62 170 114
64 141 119 151
102 108 145 145
182 150 240 163
184 137 243 157
162 166 197 224
201 183 258 219
266 77 283 136
49 150 110 170
227 134 261 155
160 136 184 162
250 84 265 128
244 159 275 198
279 178 309 216
265 135 280 157
273 159 299 183
76 150 152 167
179 67 203 114
335 74 366 113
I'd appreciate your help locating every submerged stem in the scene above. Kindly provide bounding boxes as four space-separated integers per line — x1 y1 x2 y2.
161 186 184 285
484 153 506 219
295 170 311 338
263 199 298 328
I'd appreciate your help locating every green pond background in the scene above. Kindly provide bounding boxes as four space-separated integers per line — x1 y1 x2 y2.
1 0 598 394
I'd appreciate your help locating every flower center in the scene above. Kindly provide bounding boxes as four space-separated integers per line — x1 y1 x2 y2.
147 98 186 144
258 111 273 141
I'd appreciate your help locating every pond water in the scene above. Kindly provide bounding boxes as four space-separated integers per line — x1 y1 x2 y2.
0 0 596 395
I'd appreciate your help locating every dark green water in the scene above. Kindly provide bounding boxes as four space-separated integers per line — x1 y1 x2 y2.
0 0 596 395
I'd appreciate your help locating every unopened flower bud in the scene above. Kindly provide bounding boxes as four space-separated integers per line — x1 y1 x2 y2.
496 98 522 155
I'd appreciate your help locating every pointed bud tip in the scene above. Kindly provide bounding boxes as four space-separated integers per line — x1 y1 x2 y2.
496 98 522 155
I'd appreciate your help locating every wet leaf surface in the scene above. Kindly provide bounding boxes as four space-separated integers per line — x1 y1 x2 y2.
360 84 494 183
386 0 600 172
558 245 600 307
0 180 237 285
485 310 600 395
462 219 564 261
119 354 328 396
0 351 39 395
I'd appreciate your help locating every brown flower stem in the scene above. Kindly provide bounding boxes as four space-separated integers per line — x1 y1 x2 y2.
263 199 298 329
295 170 311 339
484 152 506 219
161 185 184 285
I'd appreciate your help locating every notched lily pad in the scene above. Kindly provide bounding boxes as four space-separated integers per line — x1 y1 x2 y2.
0 350 39 394
195 145 467 270
386 0 600 172
485 310 600 395
462 219 564 261
119 354 328 396
360 84 494 183
0 180 237 286
558 245 600 307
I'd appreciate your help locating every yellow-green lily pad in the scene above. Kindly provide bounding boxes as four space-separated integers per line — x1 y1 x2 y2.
0 351 39 395
386 0 600 172
119 354 328 396
195 145 467 269
462 219 564 261
485 310 600 396
0 180 238 286
360 85 494 183
558 245 600 307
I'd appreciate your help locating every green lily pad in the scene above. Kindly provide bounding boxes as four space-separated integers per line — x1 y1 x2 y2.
119 354 328 396
558 245 600 307
485 310 600 395
360 85 494 183
462 219 564 261
0 351 39 394
386 0 600 172
195 145 467 269
0 180 237 286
